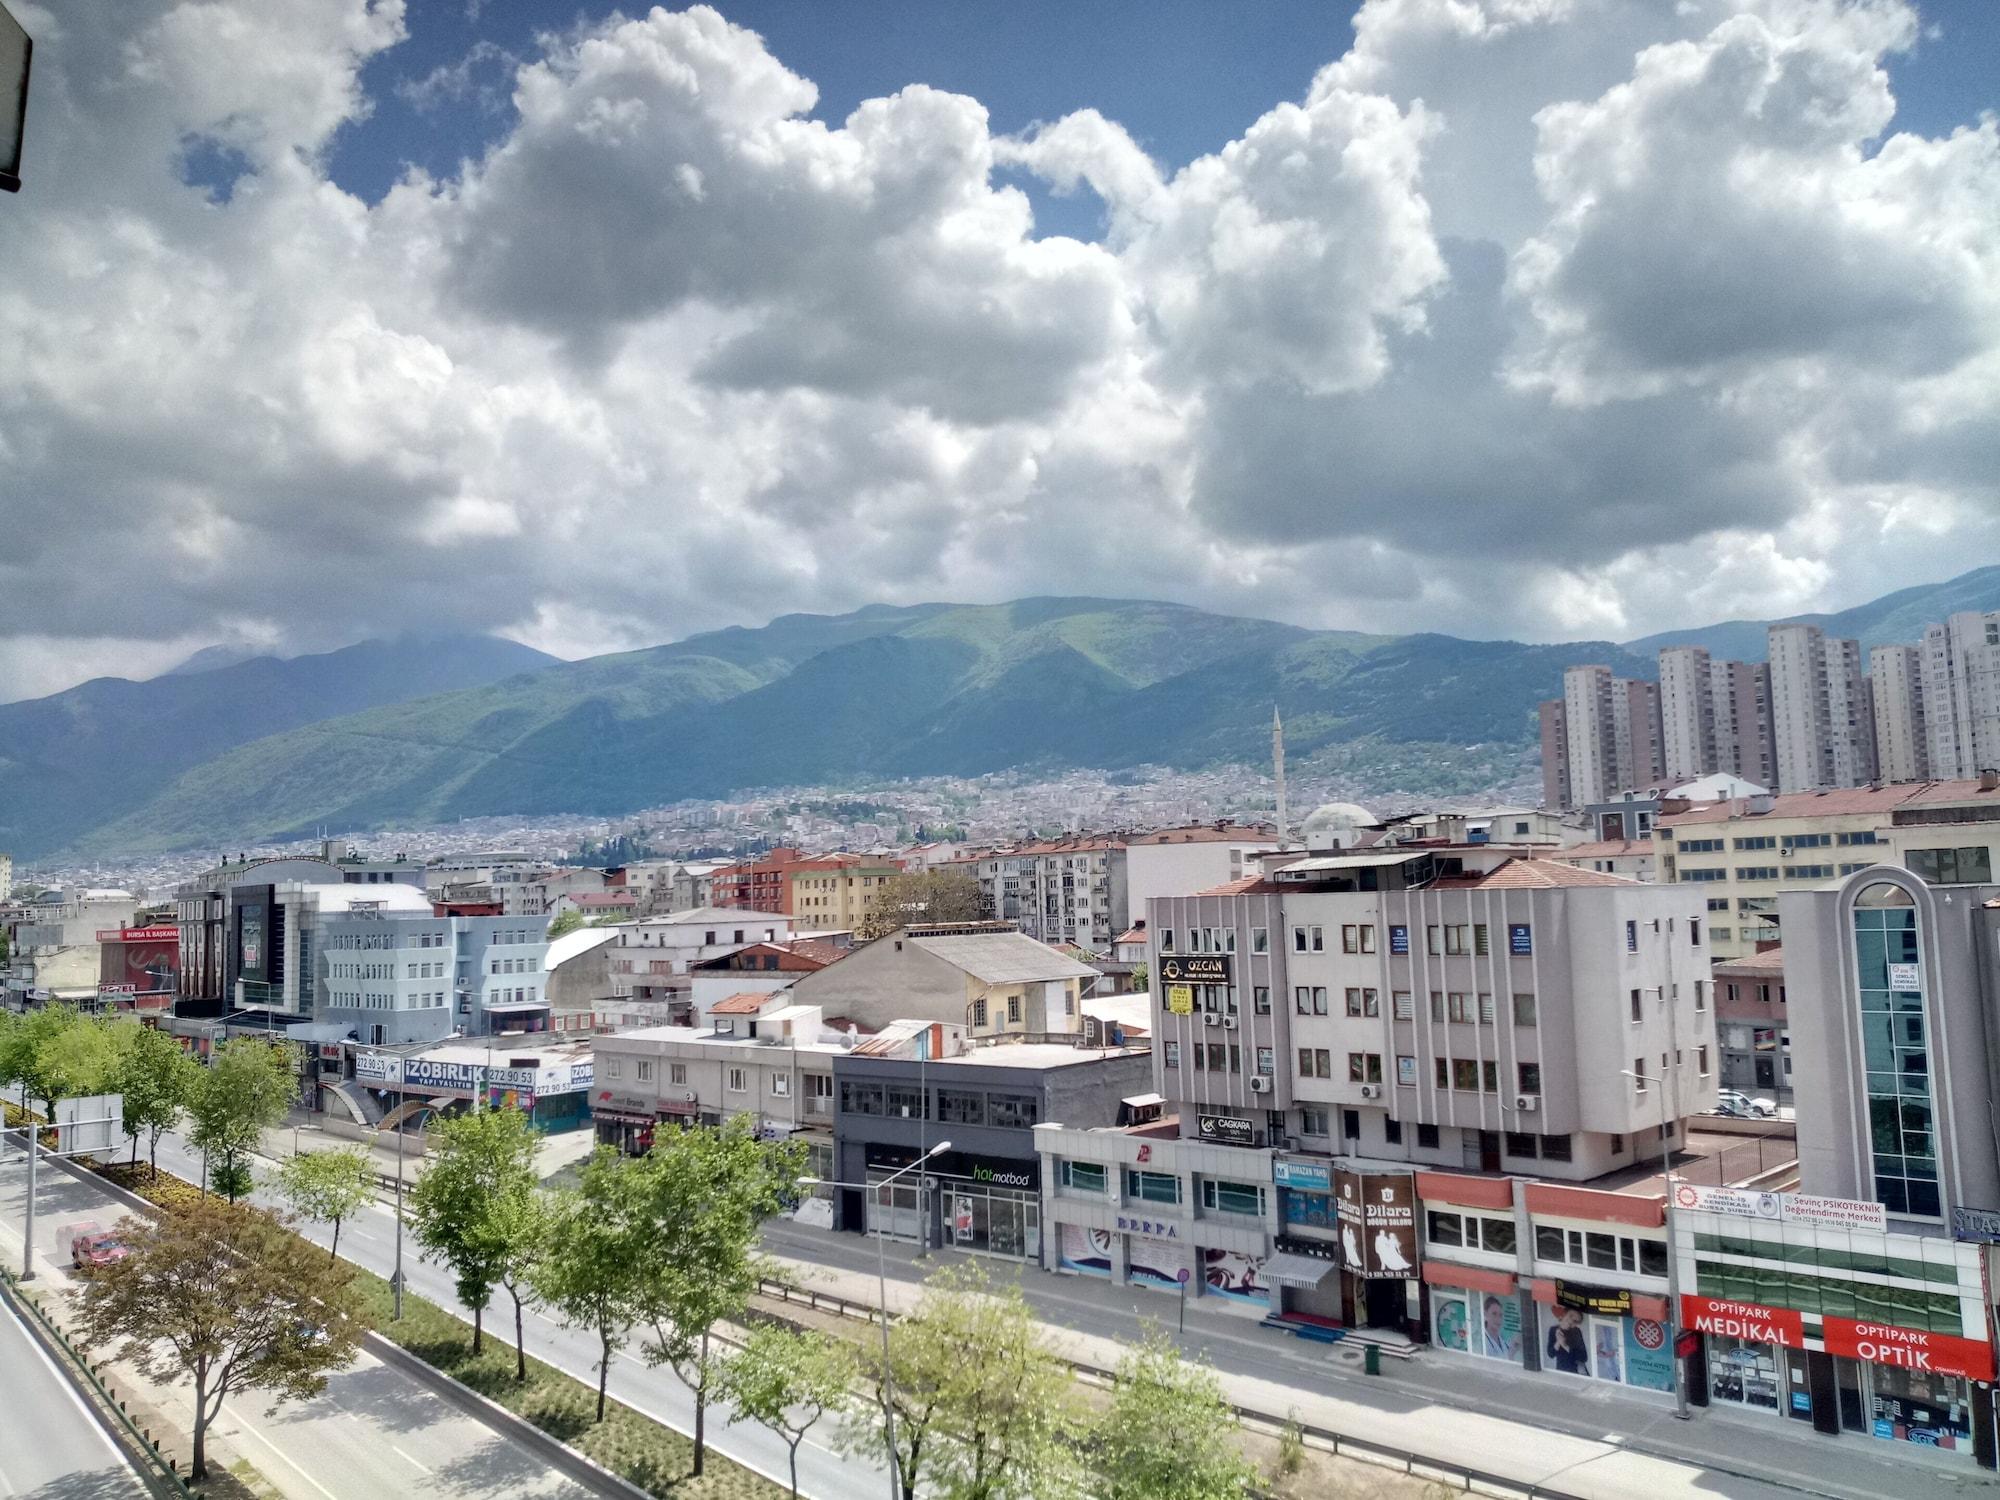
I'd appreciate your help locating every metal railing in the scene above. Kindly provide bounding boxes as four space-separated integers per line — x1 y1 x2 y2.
1673 1132 1799 1187
0 1270 192 1497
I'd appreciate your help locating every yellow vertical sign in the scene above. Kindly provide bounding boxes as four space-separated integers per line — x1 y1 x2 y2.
1166 985 1194 1015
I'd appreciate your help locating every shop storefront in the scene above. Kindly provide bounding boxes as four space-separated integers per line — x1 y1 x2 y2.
860 1144 1042 1259
1332 1166 1419 1330
1269 1156 1343 1322
1533 1281 1676 1393
1427 1266 1525 1365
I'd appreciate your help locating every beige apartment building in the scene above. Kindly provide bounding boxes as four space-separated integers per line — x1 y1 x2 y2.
784 854 903 932
1656 778 2000 958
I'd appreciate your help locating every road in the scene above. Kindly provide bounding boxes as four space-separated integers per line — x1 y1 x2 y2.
0 1293 152 1500
142 1129 880 1500
0 1144 596 1500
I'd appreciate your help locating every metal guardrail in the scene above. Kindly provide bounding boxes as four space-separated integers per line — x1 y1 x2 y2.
0 1269 193 1498
752 1277 1582 1499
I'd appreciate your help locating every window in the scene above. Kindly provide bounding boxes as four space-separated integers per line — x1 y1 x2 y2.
1251 927 1269 953
1060 1160 1107 1194
1737 866 1780 881
1625 919 1638 953
1783 864 1835 879
1160 928 1175 952
1164 1041 1181 1069
1427 925 1442 956
1345 987 1364 1016
1697 1045 1711 1076
1733 836 1776 851
1434 1057 1449 1088
1690 918 1702 946
635 1059 654 1083
938 1089 985 1125
1343 1108 1361 1140
1294 986 1311 1015
1513 992 1537 1027
1680 838 1724 853
1201 1179 1265 1216
1632 1058 1647 1092
1694 979 1708 1012
1540 1134 1571 1162
1299 1107 1330 1137
1393 990 1413 1020
1907 846 1994 885
1348 1052 1383 1084
1482 1060 1499 1092
771 1074 790 1097
1228 1044 1242 1075
1447 992 1473 1023
1416 1124 1439 1148
1298 1048 1332 1079
1452 1059 1479 1091
1504 1131 1539 1158
1256 1046 1274 1075
1311 926 1325 952
1313 987 1329 1015
1685 867 1727 882
1254 986 1271 1015
1385 1117 1402 1144
972 998 988 1027
1630 987 1644 1022
1444 924 1470 955
1126 1169 1181 1204
1293 927 1308 952
1836 830 1880 846
1478 993 1495 1024
1006 994 1021 1023
989 1094 1040 1129
1518 1062 1541 1095
603 1058 623 1079
670 1063 687 1086
1473 923 1490 956
727 1067 747 1093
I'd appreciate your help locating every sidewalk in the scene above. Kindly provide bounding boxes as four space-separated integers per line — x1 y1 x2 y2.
762 1232 1995 1500
259 1113 596 1187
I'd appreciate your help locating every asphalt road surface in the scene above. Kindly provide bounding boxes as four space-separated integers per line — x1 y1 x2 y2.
0 1293 152 1500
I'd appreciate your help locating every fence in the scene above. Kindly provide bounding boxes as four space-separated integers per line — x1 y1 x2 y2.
1673 1131 1798 1187
0 1270 192 1498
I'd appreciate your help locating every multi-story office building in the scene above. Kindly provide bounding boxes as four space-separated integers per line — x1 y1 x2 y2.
1768 624 1876 792
3 887 138 1008
1655 778 2000 958
1870 644 1929 784
318 902 551 1044
1663 866 2000 1471
1921 611 2000 781
1035 840 1713 1335
785 853 904 932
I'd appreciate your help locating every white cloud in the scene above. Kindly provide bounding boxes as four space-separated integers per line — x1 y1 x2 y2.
2 0 1997 705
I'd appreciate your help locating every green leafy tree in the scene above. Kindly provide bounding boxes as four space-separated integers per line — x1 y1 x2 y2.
547 908 585 938
717 1324 858 1498
0 1006 124 1117
492 1183 555 1382
631 1116 806 1478
859 868 987 940
275 1147 375 1262
842 1262 1085 1500
1129 960 1149 992
186 1036 296 1202
1093 1333 1255 1500
533 1146 648 1422
407 1107 542 1361
71 1198 370 1480
116 1024 197 1175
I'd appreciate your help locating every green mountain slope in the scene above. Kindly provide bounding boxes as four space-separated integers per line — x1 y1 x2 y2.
1623 565 2000 661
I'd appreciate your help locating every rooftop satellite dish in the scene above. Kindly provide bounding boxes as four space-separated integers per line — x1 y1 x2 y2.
0 2 29 193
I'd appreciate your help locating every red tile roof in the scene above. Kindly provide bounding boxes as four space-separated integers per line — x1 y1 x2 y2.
1660 778 2000 827
1192 875 1281 896
1114 926 1146 946
709 991 779 1015
1714 947 1786 975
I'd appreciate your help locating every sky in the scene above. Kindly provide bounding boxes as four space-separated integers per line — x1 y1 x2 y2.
2 0 1998 701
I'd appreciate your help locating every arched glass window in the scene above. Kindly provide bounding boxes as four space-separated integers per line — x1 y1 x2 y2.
1852 884 1938 1217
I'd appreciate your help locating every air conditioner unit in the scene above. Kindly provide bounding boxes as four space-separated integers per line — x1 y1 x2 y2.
1221 1016 1239 1030
1358 1083 1381 1100
1249 1077 1273 1094
1202 1013 1221 1027
1515 1094 1540 1112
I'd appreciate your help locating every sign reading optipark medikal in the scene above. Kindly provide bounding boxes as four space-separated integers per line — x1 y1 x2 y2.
1158 954 1233 987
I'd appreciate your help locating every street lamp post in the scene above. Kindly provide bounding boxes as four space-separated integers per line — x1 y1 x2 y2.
1623 1009 1690 1421
804 1139 951 1500
392 1069 407 1321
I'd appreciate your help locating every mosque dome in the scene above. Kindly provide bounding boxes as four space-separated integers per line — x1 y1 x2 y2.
1300 801 1380 850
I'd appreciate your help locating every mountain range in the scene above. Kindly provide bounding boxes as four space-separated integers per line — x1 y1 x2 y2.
5 567 1998 861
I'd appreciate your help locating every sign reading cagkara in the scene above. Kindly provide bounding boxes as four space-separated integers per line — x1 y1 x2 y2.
1196 1113 1255 1147
1681 1294 1805 1349
1158 954 1233 987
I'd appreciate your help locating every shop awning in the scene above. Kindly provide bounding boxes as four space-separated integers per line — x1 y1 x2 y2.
483 1000 551 1012
1259 1251 1340 1288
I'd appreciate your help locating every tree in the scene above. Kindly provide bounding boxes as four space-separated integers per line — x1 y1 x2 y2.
1128 960 1149 993
275 1148 374 1262
70 1199 369 1480
547 908 585 938
533 1147 649 1422
0 1006 124 1117
842 1262 1084 1500
492 1183 554 1383
860 868 987 940
407 1107 542 1363
1092 1333 1255 1500
631 1116 805 1478
186 1036 296 1202
717 1324 858 1498
116 1024 197 1176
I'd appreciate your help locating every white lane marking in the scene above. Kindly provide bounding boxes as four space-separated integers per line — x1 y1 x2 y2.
389 1443 434 1475
2 1298 147 1491
223 1407 343 1500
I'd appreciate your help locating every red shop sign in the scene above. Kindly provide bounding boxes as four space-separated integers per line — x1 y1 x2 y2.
1821 1317 1995 1381
1680 1294 1806 1349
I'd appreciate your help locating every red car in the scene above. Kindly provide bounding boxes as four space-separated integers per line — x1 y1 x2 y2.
68 1221 128 1270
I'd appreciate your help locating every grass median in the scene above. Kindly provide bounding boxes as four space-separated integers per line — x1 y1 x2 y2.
87 1159 786 1500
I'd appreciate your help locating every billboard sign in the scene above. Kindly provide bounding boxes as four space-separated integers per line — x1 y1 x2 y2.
99 929 178 998
1673 1181 1886 1232
1195 1113 1254 1147
1681 1294 1805 1348
1157 954 1232 987
1555 1281 1632 1316
235 886 272 984
1334 1168 1418 1277
1822 1316 1994 1381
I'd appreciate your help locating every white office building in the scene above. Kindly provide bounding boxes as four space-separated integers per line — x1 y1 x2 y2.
1921 611 2000 781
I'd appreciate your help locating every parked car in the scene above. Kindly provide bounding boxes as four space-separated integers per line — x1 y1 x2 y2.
68 1221 128 1270
1713 1089 1778 1118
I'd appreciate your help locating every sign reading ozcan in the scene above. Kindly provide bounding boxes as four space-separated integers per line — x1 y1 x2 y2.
1158 954 1232 986
1196 1113 1255 1147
